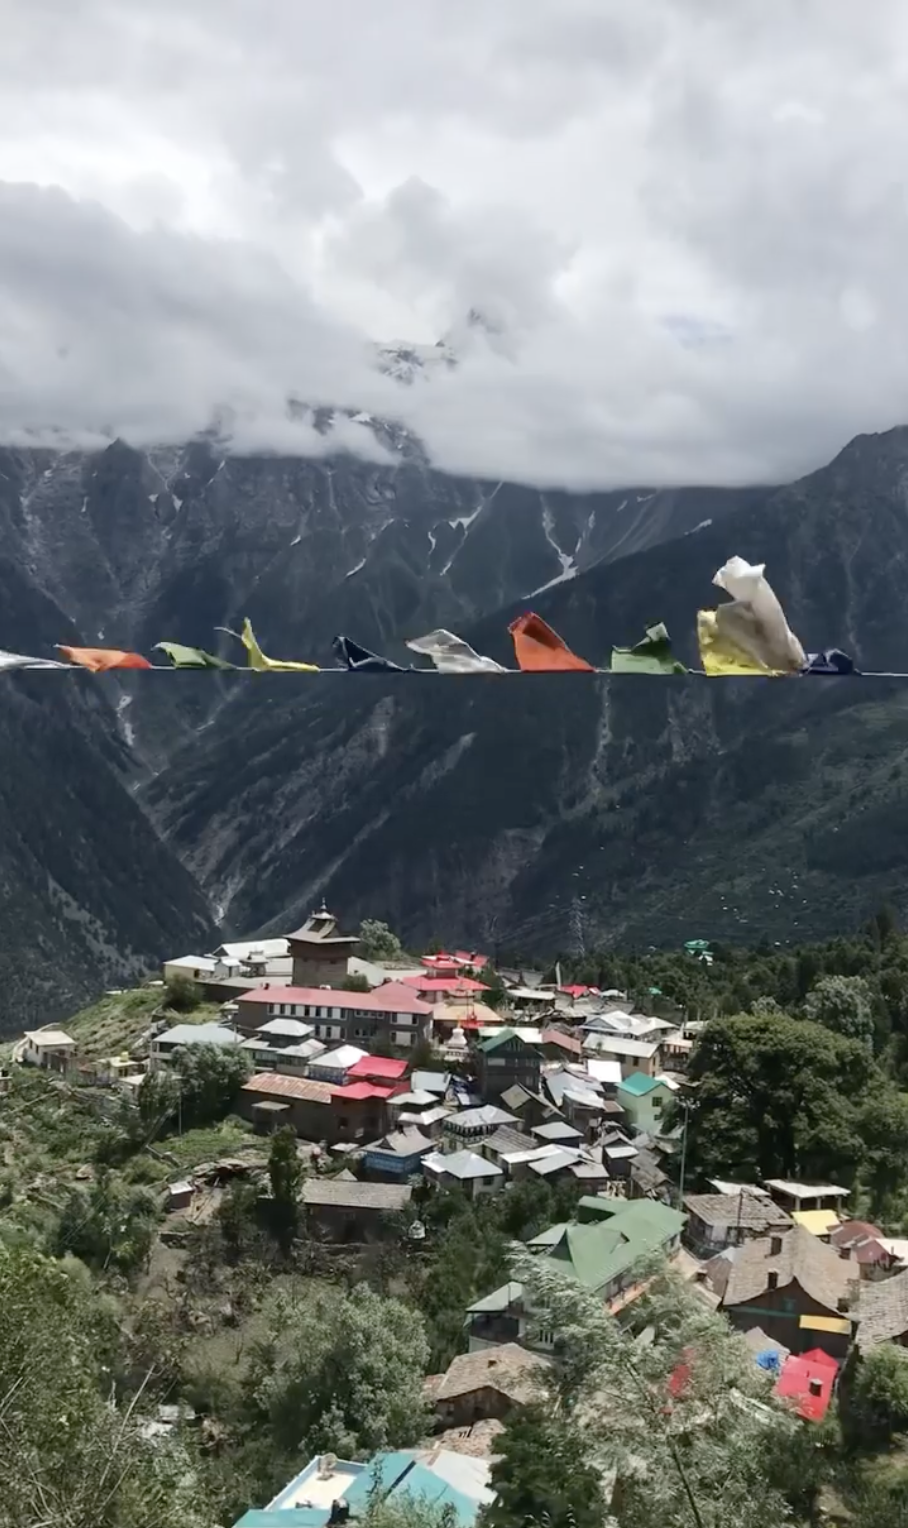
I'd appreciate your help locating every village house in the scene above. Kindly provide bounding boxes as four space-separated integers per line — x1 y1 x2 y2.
829 1221 893 1279
239 1072 335 1139
774 1349 840 1423
423 1149 505 1199
475 1029 542 1102
301 1177 411 1241
480 1125 534 1169
443 1104 520 1148
763 1180 849 1222
629 1145 671 1202
21 1027 77 1071
401 973 490 1005
498 1083 554 1130
716 1225 857 1358
581 1033 662 1077
284 903 361 987
234 983 433 1048
306 1044 369 1084
539 1028 583 1062
234 1446 493 1528
240 1034 326 1077
466 1199 686 1352
683 1191 794 1257
543 1067 610 1134
150 1022 242 1068
163 955 219 984
411 1070 451 1098
330 1080 400 1144
615 1072 677 1134
532 1119 583 1148
362 1127 435 1179
427 1344 552 1428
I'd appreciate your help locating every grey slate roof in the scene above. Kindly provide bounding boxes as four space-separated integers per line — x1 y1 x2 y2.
483 1125 534 1157
855 1267 908 1349
302 1179 412 1211
434 1344 551 1404
685 1193 794 1233
720 1226 857 1313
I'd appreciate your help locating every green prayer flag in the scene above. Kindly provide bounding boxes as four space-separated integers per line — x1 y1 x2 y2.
609 622 687 675
154 642 235 670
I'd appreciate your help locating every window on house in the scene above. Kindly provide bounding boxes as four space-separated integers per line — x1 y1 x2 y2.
653 1097 663 1112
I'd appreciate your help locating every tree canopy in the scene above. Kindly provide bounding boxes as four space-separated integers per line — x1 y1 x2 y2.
481 1405 604 1528
805 974 875 1046
249 1282 430 1458
0 1246 214 1528
683 1011 874 1186
359 919 404 961
511 1249 822 1528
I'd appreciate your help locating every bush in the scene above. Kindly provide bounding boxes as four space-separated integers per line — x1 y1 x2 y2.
164 974 203 1013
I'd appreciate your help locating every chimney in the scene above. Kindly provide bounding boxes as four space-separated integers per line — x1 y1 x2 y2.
767 1270 779 1291
808 1379 822 1397
770 1235 783 1257
839 1246 851 1260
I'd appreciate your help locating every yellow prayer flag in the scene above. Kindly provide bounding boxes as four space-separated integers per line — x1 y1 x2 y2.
240 618 319 673
696 610 784 678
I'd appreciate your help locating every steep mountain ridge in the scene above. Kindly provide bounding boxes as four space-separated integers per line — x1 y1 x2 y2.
4 424 908 1024
141 426 908 956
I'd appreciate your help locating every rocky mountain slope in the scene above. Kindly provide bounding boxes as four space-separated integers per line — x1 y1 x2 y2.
5 422 908 1025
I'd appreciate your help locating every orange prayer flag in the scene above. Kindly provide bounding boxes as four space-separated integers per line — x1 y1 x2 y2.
57 646 153 672
508 612 595 672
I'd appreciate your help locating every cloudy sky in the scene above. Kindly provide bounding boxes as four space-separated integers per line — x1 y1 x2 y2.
3 0 908 488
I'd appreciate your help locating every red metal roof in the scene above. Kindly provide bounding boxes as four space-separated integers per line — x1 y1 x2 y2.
400 975 489 994
236 984 432 1014
774 1350 838 1422
347 1056 410 1081
331 1082 396 1101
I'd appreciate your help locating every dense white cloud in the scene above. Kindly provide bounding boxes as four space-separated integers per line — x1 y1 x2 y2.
3 0 908 488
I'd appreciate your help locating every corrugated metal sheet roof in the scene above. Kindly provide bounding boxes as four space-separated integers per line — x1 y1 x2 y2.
242 1072 333 1104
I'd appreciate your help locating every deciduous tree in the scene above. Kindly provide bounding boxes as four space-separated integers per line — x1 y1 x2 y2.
359 919 404 961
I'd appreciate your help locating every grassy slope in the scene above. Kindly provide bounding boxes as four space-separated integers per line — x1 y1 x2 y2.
64 987 224 1059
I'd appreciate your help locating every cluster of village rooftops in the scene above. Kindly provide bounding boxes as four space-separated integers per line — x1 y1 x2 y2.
18 907 908 1528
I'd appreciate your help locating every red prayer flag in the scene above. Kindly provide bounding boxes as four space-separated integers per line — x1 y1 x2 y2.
57 646 153 672
508 612 595 672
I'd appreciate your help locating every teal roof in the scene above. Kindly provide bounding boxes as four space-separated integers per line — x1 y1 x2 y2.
618 1071 663 1097
233 1513 328 1528
345 1453 482 1527
390 1463 479 1526
345 1452 418 1509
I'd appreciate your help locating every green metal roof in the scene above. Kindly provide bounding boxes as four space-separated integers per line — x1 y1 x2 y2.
538 1200 686 1293
466 1279 524 1314
577 1195 620 1221
478 1027 519 1052
618 1071 665 1097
